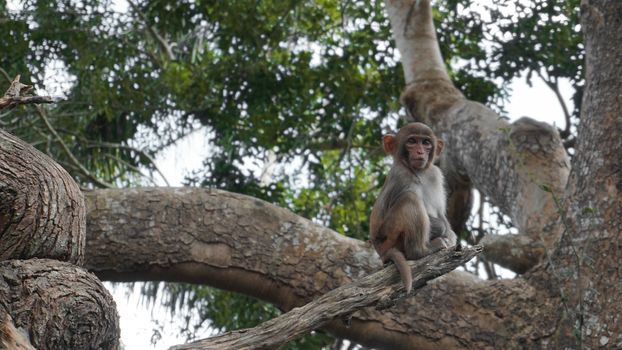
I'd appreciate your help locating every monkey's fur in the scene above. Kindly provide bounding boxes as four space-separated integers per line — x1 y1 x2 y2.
370 122 456 293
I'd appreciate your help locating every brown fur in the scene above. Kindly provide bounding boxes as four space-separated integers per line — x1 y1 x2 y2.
370 123 456 293
400 81 464 124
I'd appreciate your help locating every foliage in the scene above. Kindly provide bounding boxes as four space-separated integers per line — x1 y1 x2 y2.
0 0 583 347
485 0 583 140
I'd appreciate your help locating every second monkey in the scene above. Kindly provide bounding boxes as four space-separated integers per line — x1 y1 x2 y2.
369 122 456 293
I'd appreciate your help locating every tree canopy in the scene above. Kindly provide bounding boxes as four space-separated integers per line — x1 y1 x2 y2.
2 0 581 233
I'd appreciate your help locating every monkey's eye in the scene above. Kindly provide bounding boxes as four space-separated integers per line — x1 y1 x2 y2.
422 139 432 146
406 137 418 144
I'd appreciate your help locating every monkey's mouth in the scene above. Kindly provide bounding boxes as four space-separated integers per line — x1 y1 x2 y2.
409 157 427 168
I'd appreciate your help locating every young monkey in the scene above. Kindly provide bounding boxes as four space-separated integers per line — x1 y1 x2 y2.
370 122 457 293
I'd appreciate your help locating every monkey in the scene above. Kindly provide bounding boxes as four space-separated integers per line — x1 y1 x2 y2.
369 122 457 293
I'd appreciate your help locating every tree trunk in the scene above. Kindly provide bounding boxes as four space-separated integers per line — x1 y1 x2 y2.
0 259 119 350
0 129 85 265
550 0 622 346
0 128 120 349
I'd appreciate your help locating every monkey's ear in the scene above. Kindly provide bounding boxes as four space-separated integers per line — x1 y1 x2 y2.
436 139 444 156
382 134 397 155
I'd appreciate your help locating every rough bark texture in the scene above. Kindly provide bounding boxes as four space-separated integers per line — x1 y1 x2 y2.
0 259 120 350
172 246 481 350
1 117 119 348
84 188 559 349
84 187 377 312
549 0 622 347
0 129 85 265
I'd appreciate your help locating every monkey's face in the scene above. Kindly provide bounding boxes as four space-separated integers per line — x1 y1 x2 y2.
383 122 444 172
403 134 434 170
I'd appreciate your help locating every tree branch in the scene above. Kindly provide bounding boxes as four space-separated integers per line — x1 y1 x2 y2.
34 105 115 188
0 75 54 110
171 246 481 350
0 128 86 264
0 259 120 349
84 188 555 349
480 234 545 274
535 70 572 139
127 0 176 62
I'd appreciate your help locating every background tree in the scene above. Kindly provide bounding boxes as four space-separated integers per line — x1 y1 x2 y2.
2 0 619 349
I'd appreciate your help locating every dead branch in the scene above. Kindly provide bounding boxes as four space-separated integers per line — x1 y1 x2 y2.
0 75 54 109
170 245 482 350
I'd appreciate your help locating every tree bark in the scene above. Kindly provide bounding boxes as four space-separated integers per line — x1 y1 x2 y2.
0 126 120 349
0 259 119 350
84 188 558 349
549 0 622 347
171 246 481 350
0 129 85 265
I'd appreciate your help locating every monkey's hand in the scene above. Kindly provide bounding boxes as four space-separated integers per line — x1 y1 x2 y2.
429 236 455 253
429 216 447 239
429 237 447 252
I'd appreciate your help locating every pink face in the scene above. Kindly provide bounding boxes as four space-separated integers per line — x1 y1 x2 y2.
383 123 443 172
404 134 433 170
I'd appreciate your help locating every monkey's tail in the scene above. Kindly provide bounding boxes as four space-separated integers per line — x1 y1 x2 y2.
386 248 412 294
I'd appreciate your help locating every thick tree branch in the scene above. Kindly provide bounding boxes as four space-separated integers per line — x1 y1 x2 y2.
0 126 120 348
171 246 481 350
0 128 85 264
0 259 120 349
84 187 559 349
480 234 544 274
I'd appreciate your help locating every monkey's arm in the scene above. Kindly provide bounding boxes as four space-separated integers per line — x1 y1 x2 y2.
429 216 457 251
